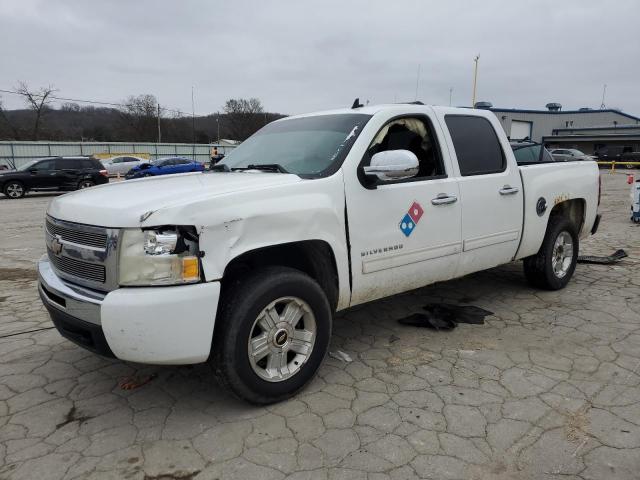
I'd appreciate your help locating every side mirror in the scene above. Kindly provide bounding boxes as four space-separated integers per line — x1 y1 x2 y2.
363 150 419 182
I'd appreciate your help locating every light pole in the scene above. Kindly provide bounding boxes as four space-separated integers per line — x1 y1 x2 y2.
191 86 196 145
472 55 480 108
216 112 220 143
157 103 161 143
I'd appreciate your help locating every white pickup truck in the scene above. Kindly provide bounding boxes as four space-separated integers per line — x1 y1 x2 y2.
38 104 601 403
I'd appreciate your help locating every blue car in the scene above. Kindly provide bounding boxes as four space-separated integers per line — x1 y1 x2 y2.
125 157 204 179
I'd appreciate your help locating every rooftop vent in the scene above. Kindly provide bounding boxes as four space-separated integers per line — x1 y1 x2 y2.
474 101 493 109
546 102 562 112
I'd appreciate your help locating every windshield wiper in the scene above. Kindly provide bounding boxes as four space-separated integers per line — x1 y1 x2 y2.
232 163 290 173
210 164 230 172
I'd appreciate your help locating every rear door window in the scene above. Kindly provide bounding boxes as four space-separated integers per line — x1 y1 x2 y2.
445 115 505 176
56 158 78 170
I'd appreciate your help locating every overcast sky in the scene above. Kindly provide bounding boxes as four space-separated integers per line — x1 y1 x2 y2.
1 0 639 116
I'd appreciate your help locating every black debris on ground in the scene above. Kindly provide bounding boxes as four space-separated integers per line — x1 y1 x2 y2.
398 303 494 331
577 249 627 265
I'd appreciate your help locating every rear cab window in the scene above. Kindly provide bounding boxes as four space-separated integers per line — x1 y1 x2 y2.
444 115 505 176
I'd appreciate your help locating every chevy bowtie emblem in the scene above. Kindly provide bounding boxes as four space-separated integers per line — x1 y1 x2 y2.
51 235 64 255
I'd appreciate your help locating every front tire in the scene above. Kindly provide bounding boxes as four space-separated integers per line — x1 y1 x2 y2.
4 181 25 199
523 216 578 290
212 266 332 404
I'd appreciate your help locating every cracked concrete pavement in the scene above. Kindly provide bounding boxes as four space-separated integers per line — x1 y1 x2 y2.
0 171 639 479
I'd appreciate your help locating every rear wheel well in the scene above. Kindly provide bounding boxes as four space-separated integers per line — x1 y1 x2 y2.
548 198 585 234
221 240 340 312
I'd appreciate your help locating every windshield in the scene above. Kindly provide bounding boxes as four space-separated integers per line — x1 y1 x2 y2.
219 113 371 177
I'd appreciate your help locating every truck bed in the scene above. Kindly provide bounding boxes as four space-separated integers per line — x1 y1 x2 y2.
515 160 600 260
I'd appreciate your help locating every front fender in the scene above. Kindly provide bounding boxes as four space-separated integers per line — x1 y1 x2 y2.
143 172 351 310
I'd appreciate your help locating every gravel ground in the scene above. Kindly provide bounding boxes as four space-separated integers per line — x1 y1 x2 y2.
0 171 639 480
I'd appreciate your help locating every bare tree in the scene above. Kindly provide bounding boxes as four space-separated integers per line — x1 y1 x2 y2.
0 97 22 145
16 81 57 140
223 98 265 140
119 94 164 141
61 102 81 112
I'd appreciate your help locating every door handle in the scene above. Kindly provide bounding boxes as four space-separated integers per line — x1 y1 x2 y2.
499 185 520 195
431 193 458 205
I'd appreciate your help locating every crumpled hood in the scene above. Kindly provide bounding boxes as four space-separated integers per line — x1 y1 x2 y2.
47 172 302 227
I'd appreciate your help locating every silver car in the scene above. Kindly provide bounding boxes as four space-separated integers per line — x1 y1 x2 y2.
102 156 146 176
549 149 594 162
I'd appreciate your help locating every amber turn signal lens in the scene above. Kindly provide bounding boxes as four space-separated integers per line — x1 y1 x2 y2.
181 257 199 281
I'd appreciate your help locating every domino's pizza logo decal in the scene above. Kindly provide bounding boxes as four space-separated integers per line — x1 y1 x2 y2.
399 201 424 237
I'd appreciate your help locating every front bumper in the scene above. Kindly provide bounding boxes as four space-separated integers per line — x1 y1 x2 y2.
38 255 221 364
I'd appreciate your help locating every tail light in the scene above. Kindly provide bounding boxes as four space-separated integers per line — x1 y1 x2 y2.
99 169 109 178
597 174 601 206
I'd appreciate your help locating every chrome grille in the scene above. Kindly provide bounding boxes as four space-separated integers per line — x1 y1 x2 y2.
45 216 119 292
48 249 106 283
46 218 107 249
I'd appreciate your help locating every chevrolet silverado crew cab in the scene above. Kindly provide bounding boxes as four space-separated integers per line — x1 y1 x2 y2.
38 104 601 403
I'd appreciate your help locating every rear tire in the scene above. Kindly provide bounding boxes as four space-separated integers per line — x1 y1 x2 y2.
523 216 578 290
4 181 25 199
211 266 332 404
78 180 95 190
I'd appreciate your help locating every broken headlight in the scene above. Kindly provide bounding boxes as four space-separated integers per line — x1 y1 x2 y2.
119 227 200 286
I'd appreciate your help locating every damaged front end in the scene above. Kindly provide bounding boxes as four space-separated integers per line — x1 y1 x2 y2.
119 225 203 286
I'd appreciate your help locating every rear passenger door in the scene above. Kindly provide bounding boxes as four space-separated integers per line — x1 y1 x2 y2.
119 157 139 174
55 158 81 189
176 159 194 173
439 113 523 276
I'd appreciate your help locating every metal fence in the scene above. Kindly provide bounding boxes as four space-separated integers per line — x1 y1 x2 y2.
0 141 237 168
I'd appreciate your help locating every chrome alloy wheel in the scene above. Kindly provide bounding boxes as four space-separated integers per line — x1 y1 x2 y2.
79 180 94 189
552 231 574 278
6 183 24 198
248 296 316 382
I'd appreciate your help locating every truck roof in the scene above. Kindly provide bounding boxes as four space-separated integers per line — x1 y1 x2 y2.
284 103 485 121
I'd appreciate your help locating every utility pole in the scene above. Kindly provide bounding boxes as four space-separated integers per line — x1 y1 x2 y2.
472 54 480 107
157 103 161 143
414 64 421 101
191 86 196 144
216 112 220 143
449 87 453 107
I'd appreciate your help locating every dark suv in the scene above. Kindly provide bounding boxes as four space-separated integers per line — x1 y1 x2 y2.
0 156 109 199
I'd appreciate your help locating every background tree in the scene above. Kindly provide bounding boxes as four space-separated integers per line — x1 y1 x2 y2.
120 94 163 141
16 81 56 140
0 97 23 145
223 98 266 140
60 102 81 112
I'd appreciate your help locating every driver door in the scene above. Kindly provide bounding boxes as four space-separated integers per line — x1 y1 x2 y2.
27 159 57 189
345 112 462 306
